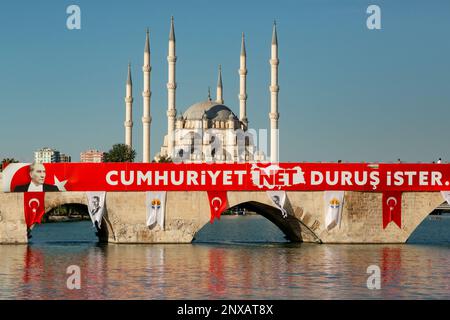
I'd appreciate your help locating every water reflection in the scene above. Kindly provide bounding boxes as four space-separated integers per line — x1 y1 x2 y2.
16 244 109 299
0 217 449 299
0 242 447 299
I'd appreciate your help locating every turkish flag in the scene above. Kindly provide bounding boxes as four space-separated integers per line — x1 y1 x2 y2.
23 192 46 228
207 191 228 224
382 191 402 229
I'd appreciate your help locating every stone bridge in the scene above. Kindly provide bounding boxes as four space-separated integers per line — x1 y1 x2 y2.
0 190 444 244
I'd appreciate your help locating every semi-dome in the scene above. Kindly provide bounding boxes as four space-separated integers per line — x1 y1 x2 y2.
183 100 238 121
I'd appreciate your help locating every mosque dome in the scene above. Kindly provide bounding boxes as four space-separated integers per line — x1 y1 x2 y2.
183 100 238 122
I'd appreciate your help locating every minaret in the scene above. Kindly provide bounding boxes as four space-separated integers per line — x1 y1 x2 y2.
216 65 224 104
142 29 152 163
269 21 279 163
124 63 133 148
239 32 248 128
167 16 177 158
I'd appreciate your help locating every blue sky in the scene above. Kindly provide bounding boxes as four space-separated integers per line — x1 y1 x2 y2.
0 0 449 162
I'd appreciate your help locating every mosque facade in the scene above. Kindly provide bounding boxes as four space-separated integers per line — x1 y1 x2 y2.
123 18 280 163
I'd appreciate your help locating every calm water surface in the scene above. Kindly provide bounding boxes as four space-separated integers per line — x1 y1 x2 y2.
0 215 449 299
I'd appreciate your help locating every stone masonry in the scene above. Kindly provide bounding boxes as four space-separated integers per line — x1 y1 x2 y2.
0 183 444 244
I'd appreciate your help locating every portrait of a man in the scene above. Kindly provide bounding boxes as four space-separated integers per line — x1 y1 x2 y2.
272 195 281 208
13 163 59 192
90 196 101 217
268 192 288 218
88 194 104 232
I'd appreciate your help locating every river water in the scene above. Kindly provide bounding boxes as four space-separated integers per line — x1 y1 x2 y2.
0 215 449 299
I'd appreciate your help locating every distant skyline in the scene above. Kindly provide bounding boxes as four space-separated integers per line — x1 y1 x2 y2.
1 0 450 162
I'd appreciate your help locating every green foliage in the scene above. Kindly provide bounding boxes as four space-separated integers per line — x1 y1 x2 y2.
154 154 173 163
103 144 136 163
1 158 18 172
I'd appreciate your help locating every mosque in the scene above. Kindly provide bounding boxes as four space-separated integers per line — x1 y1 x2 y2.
122 17 280 163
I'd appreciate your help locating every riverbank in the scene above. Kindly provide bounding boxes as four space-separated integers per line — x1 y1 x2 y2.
43 215 91 223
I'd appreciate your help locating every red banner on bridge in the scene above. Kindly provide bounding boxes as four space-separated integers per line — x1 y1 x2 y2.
23 192 46 228
207 191 228 223
3 162 450 193
382 191 402 229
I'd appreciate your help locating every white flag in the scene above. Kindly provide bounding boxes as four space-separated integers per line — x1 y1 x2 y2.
146 191 167 229
324 191 345 231
86 192 106 229
267 191 288 218
440 191 450 204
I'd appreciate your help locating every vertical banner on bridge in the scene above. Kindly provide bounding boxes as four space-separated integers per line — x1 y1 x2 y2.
23 192 46 229
207 191 228 223
86 192 107 229
440 191 450 205
266 191 288 218
146 191 166 230
382 191 402 229
324 191 345 231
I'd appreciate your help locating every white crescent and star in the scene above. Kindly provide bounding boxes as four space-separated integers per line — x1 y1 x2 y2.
211 197 222 211
386 196 397 208
28 198 40 213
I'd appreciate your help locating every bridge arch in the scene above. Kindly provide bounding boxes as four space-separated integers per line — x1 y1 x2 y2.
406 198 450 243
44 202 88 221
35 192 112 242
194 199 321 243
233 201 305 242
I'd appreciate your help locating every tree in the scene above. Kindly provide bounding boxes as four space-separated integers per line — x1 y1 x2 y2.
1 158 18 172
103 144 136 162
